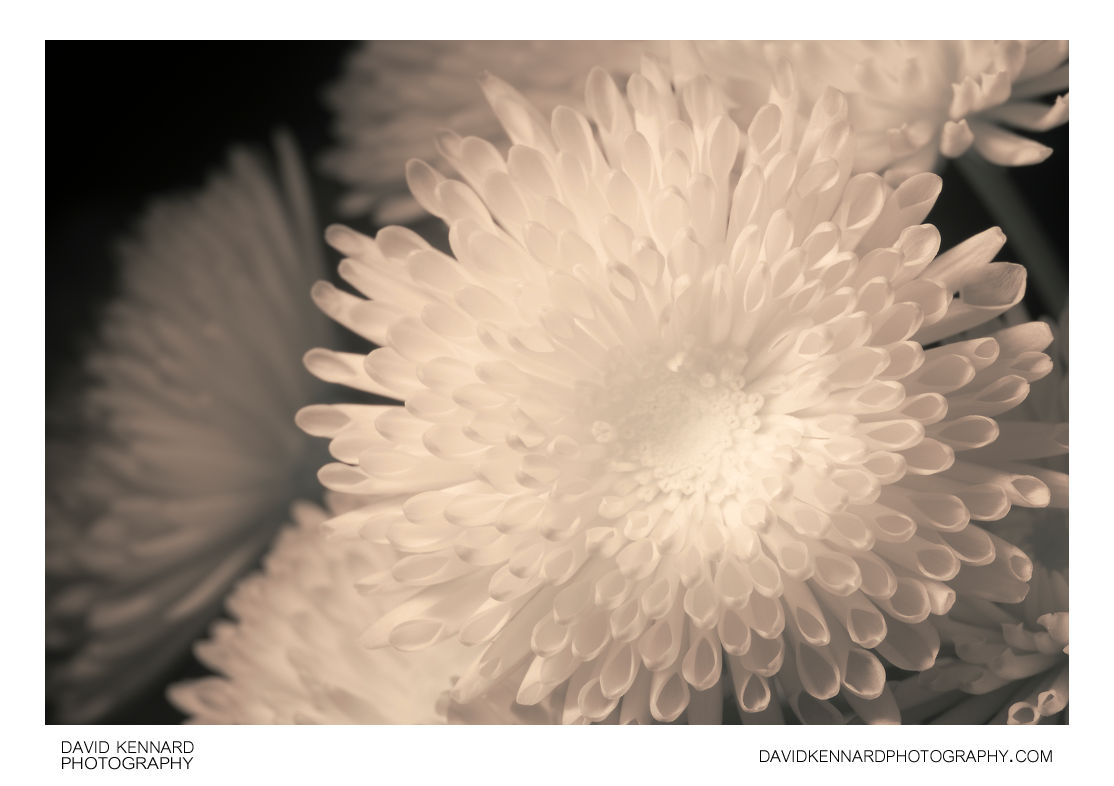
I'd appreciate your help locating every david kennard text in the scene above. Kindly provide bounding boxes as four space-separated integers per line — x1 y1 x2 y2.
61 740 194 771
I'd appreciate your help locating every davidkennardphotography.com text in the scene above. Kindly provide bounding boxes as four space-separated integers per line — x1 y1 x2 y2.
759 749 1054 764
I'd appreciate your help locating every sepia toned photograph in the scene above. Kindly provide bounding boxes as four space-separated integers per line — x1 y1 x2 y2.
45 39 1068 730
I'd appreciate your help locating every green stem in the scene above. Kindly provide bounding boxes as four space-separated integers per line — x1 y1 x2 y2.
954 153 1067 315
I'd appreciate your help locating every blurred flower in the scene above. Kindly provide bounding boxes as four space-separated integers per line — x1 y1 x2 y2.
46 135 332 722
302 58 1068 724
170 498 472 723
893 565 1068 724
684 41 1069 183
322 41 662 223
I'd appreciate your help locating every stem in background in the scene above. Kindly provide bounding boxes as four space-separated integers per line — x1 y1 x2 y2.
955 153 1067 315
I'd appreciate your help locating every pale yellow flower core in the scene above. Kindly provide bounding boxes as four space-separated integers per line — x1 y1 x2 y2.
594 349 770 501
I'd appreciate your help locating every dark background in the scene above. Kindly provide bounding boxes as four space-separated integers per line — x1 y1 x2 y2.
46 42 1069 724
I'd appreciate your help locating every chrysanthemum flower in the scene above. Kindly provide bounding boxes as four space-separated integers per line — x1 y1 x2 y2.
683 41 1069 183
893 564 1068 724
303 60 1066 723
322 41 661 222
169 498 471 723
47 135 333 722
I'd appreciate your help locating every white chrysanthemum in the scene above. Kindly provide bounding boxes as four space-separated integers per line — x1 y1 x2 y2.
169 498 471 723
47 135 332 722
303 60 1066 724
894 565 1068 724
682 41 1069 183
322 40 662 222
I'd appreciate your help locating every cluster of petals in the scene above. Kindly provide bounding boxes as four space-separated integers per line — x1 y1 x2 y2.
299 58 1067 724
46 137 332 722
682 41 1069 183
893 309 1067 724
694 39 1072 179
895 565 1068 724
324 41 1068 223
323 40 657 222
978 308 1068 573
170 498 469 723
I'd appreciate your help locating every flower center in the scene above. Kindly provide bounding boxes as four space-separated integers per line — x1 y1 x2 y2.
593 348 766 499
